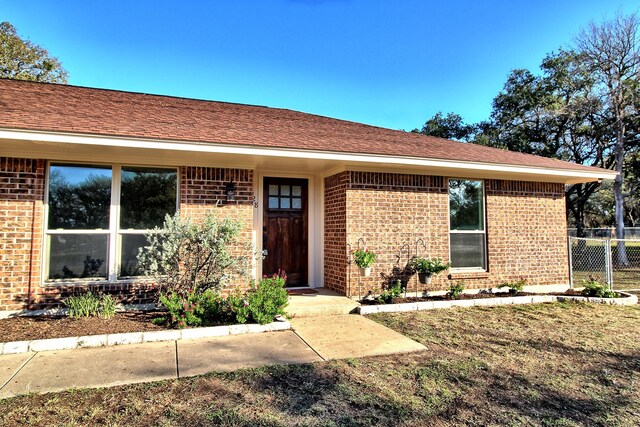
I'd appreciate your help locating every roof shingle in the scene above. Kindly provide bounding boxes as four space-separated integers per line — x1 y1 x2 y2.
0 79 606 173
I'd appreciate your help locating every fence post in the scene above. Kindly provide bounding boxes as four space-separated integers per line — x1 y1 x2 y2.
605 239 614 289
568 236 574 288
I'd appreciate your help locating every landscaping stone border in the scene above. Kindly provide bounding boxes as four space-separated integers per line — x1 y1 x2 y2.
0 321 291 355
356 292 638 315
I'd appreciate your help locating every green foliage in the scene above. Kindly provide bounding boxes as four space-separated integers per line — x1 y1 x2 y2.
353 248 376 268
64 292 116 319
377 280 403 304
412 257 450 275
0 21 68 83
446 281 465 300
414 111 476 142
138 212 251 296
246 273 289 324
498 279 527 294
157 274 289 328
158 289 225 328
227 290 251 324
581 279 617 298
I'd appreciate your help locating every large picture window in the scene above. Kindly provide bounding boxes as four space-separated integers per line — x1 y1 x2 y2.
45 163 177 282
448 179 486 270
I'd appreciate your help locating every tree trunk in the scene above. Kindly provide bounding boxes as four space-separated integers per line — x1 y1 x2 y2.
613 119 628 265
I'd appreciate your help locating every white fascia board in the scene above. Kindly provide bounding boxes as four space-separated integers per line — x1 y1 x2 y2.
0 128 618 181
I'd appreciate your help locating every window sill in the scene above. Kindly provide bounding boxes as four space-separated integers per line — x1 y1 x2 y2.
448 270 490 280
41 277 156 288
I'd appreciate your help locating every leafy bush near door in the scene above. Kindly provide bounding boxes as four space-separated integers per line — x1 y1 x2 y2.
157 273 289 328
137 212 251 296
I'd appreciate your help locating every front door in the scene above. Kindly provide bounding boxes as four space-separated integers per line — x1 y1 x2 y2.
263 177 308 287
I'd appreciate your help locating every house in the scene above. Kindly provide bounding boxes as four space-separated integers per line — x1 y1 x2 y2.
0 79 616 312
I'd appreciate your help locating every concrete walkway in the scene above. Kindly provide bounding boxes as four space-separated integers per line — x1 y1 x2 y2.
0 315 425 399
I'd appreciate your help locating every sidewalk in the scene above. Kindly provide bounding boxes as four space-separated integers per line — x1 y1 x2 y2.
0 315 425 399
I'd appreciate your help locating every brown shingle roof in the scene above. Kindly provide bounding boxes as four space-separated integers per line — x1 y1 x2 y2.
0 78 606 173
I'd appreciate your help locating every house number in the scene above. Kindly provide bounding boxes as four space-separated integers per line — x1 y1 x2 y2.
252 195 259 209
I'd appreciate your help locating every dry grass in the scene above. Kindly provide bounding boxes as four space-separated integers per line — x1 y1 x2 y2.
1 302 639 426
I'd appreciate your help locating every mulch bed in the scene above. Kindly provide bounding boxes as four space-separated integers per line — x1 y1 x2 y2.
0 311 166 342
359 289 590 305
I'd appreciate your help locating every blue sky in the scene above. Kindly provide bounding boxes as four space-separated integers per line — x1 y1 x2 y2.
2 0 637 130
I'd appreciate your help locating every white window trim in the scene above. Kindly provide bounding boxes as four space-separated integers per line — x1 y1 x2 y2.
447 178 488 272
42 161 179 285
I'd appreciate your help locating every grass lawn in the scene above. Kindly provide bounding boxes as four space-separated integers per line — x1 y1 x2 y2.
1 303 639 426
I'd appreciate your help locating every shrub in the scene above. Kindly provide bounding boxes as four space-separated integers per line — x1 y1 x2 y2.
377 280 403 304
246 273 289 324
229 273 289 324
65 292 117 319
498 278 527 294
412 257 450 275
157 289 226 328
353 248 376 268
158 273 289 328
447 281 465 299
581 279 617 298
137 212 251 296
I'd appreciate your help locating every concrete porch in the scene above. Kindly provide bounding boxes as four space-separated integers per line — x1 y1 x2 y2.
286 288 359 317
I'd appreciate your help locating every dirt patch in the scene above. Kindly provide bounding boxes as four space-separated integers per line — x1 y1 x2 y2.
1 303 639 426
0 312 166 342
360 289 617 305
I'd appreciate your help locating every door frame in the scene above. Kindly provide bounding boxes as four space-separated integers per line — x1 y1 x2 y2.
255 171 318 288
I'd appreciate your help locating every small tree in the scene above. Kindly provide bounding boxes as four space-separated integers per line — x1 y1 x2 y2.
137 212 251 296
0 22 68 83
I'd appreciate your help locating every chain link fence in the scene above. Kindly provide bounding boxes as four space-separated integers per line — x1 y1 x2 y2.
568 227 640 239
569 237 640 290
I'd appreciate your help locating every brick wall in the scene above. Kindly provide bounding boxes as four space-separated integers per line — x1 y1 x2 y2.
180 166 255 293
0 159 255 311
323 172 349 294
0 158 45 310
324 171 569 298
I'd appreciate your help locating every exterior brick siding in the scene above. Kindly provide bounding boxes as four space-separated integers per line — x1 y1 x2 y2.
0 158 45 310
324 171 569 298
0 158 255 311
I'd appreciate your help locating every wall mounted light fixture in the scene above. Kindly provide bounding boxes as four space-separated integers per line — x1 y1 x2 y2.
225 180 237 201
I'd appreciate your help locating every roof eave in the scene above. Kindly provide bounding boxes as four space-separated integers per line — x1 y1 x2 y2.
0 128 617 184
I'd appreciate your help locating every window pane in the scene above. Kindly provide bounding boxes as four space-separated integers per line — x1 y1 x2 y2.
119 234 149 277
48 234 108 279
450 233 486 269
268 185 279 196
269 197 279 208
292 198 302 209
48 164 111 229
292 185 302 197
120 167 177 229
280 197 290 209
449 180 484 230
280 185 290 196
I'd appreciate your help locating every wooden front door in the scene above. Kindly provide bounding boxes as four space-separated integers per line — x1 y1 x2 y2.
263 177 308 287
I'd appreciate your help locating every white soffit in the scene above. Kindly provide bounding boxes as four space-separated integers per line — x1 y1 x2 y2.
0 128 618 184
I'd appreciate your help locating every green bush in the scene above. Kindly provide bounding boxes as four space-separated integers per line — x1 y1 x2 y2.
498 278 527 294
157 274 289 327
447 281 465 299
377 280 403 304
137 212 251 296
64 292 117 319
246 274 289 324
158 289 226 328
581 279 617 298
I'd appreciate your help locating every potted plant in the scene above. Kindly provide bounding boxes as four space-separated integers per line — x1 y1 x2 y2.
353 248 376 277
412 257 450 284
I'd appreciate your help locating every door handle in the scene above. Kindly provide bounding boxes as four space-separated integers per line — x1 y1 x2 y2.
262 249 268 257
